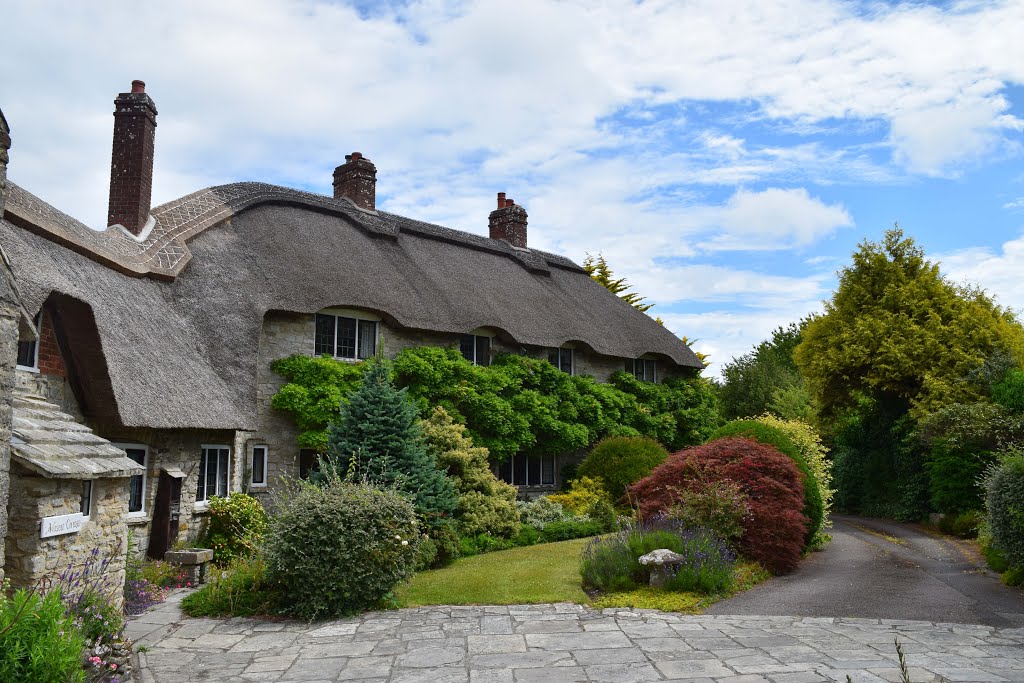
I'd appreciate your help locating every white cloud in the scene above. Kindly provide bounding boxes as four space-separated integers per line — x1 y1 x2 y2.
938 235 1024 315
1004 198 1024 210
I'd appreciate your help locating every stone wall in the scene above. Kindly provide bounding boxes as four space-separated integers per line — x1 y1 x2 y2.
4 466 130 604
16 368 84 421
0 308 16 584
97 426 239 559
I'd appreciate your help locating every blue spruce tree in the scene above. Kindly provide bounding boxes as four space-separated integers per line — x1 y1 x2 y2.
326 359 457 526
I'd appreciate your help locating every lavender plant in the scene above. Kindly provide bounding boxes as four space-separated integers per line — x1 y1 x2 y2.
580 516 736 594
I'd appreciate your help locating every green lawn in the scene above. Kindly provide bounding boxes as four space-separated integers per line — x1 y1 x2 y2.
397 538 591 606
396 538 770 610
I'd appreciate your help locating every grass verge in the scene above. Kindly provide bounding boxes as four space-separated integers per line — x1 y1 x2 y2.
397 537 591 606
398 539 770 611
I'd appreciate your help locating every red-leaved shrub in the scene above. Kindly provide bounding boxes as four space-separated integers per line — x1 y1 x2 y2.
627 437 808 574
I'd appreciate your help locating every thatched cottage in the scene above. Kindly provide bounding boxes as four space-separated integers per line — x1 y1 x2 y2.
0 83 702 585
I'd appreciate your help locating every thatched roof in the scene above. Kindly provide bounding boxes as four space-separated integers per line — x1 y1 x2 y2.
11 389 144 479
0 181 703 430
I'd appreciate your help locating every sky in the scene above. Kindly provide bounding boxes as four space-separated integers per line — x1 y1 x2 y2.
2 0 1024 376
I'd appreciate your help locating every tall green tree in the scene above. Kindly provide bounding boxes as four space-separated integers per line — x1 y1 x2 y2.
324 360 457 526
718 321 809 420
583 253 653 312
795 229 1024 422
794 229 1024 518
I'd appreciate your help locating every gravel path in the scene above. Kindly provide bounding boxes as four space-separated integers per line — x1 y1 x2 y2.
707 515 1024 628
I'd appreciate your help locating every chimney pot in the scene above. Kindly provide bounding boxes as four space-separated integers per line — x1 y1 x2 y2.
333 153 377 211
107 81 158 234
497 192 506 208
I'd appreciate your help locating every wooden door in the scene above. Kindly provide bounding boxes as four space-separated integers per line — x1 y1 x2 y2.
148 470 183 559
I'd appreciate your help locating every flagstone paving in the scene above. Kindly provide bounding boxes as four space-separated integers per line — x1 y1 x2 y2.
128 592 1024 682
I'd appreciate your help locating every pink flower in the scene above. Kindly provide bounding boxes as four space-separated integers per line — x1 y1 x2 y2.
186 582 191 587
110 664 118 670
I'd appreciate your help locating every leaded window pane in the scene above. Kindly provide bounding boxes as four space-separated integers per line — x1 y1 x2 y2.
357 320 376 359
16 340 36 367
337 317 357 358
197 451 207 500
314 314 335 356
81 480 92 516
252 446 266 485
548 348 559 366
126 448 146 513
475 336 490 367
218 449 229 497
460 335 475 362
560 348 573 374
542 454 555 485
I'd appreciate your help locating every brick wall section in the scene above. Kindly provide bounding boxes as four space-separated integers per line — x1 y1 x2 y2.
107 82 157 234
36 309 66 377
4 467 130 603
332 153 376 211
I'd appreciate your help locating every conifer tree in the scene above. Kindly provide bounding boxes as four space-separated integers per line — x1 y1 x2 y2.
583 253 654 312
325 360 457 526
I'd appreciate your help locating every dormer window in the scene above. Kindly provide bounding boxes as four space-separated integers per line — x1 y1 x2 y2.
632 358 657 382
460 334 491 367
315 310 377 360
548 346 574 375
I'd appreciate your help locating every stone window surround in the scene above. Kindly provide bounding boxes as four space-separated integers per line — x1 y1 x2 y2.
195 444 232 509
314 307 380 361
112 442 149 518
250 444 268 488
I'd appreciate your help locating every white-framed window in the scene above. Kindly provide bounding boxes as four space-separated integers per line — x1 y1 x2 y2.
250 445 268 487
197 445 231 502
632 358 657 383
498 454 556 487
16 312 41 371
314 310 378 360
547 346 574 375
460 334 491 366
114 443 148 515
81 480 93 517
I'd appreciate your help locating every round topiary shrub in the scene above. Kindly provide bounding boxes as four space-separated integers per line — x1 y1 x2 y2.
710 420 823 547
984 449 1024 569
578 436 669 502
628 437 809 574
264 477 420 620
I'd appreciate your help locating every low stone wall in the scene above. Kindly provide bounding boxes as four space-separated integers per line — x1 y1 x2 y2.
4 465 129 605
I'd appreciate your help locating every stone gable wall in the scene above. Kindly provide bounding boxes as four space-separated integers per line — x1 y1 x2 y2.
4 466 129 603
0 309 16 584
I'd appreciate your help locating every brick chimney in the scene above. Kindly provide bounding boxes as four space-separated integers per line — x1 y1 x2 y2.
333 152 377 211
488 192 528 248
107 80 157 235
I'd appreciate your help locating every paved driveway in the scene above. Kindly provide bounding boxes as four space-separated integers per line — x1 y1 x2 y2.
129 593 1024 682
707 516 1024 628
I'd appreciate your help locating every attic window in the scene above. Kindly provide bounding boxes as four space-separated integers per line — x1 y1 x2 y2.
315 312 377 360
632 358 657 383
547 347 574 375
460 334 491 367
16 312 41 370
